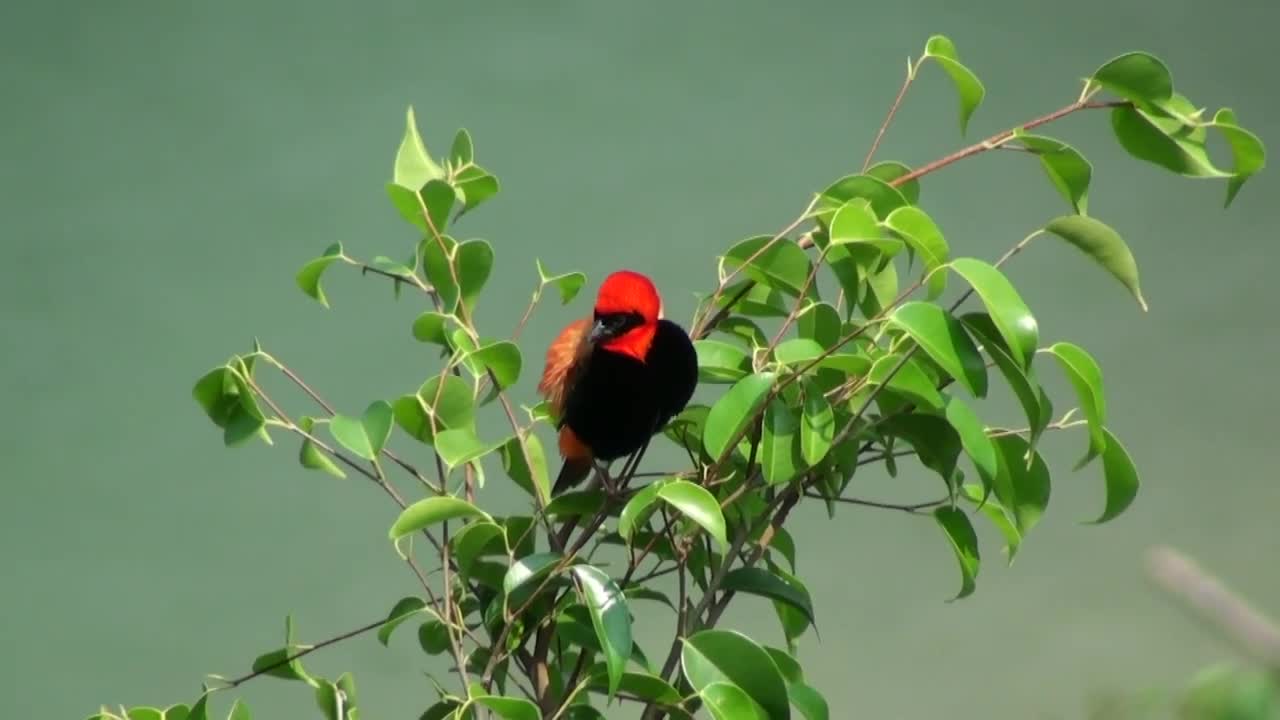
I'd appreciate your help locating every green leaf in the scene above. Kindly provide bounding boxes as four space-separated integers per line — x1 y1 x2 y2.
1090 428 1140 524
1109 102 1228 180
1012 131 1092 214
411 311 453 346
452 520 505 576
960 313 1051 451
681 629 792 720
817 174 909 218
536 259 587 304
944 396 999 501
570 565 633 699
393 106 445 188
421 234 459 309
879 413 961 486
723 236 813 298
829 199 900 255
1210 108 1267 207
1088 52 1172 109
468 341 522 391
948 258 1038 369
417 619 451 656
296 243 344 308
657 480 728 550
449 128 474 166
865 160 920 204
587 669 681 705
787 684 829 720
225 698 248 720
389 497 491 541
378 596 427 646
934 506 979 600
881 206 949 299
960 483 1023 563
455 165 500 215
328 401 393 461
888 302 987 397
434 428 506 470
760 397 803 486
1046 341 1107 468
696 339 752 384
297 416 345 479
250 616 315 686
470 696 539 720
393 374 474 444
701 683 767 720
922 35 985 135
618 481 664 541
503 552 564 609
721 567 816 632
544 489 605 520
992 435 1051 535
456 239 494 312
704 373 776 459
867 353 944 410
799 382 834 467
772 339 824 367
796 303 842 347
499 434 551 506
314 680 344 720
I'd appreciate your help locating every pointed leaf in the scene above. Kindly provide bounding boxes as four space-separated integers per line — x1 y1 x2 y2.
1210 109 1267 207
721 567 816 631
393 106 444 188
865 160 921 204
1012 131 1092 214
992 435 1052 534
499 434 550 505
586 669 681 705
1046 341 1107 468
455 165 500 214
960 312 1051 451
298 416 345 479
296 243 344 308
393 374 474 444
681 629 791 720
619 481 665 542
933 506 979 600
452 520 505 576
868 353 945 410
704 372 776 459
377 596 426 646
570 565 633 699
449 128 474 166
829 199 899 255
943 396 999 501
701 683 767 720
411 312 453 346
1089 52 1172 108
1089 427 1140 524
949 258 1038 369
696 339 752 384
503 551 563 605
536 259 587 304
472 696 539 720
888 302 987 397
657 480 728 550
1109 103 1228 180
468 341 522 391
882 206 949 299
922 35 985 134
389 497 491 541
456 239 493 312
434 428 506 470
799 382 834 467
760 397 804 486
817 174 909 218
723 236 813 298
772 339 824 367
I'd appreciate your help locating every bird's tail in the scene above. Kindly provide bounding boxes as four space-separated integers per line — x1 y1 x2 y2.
553 457 594 495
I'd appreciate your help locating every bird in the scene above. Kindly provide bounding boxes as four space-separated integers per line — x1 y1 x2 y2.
537 269 698 496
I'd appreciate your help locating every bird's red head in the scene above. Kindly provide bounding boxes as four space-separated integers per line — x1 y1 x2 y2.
590 270 662 362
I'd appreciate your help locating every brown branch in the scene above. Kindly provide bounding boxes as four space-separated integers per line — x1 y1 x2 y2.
861 58 917 172
219 615 387 688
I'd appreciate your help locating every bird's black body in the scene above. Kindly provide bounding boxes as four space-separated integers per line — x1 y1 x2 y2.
554 319 697 492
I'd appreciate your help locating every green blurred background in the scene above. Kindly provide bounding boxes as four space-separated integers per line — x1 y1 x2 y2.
4 0 1277 717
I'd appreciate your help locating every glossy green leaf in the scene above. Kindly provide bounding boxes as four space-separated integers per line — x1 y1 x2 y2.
888 302 987 397
389 497 491 541
454 239 494 312
503 551 563 608
934 506 979 600
944 396 999 500
449 128 473 166
250 616 315 685
992 435 1051 535
1012 131 1092 214
880 413 962 486
295 243 344 308
434 428 506 470
393 374 474 444
882 206 949 299
960 313 1052 451
472 696 539 720
1088 52 1172 109
536 259 587 304
411 312 453 346
1210 108 1267 207
451 520 505 576
618 480 664 541
723 236 813 298
419 699 461 720
328 401 393 461
571 565 633 698
499 434 550 505
1090 427 1140 524
922 35 985 135
420 233 459 308
1046 341 1107 468
829 199 900 255
818 174 909 218
701 682 767 720
225 698 248 720
468 341 521 391
716 316 769 348
865 160 920 204
796 303 842 346
314 680 345 720
377 596 426 646
393 106 445 188
125 709 164 720
961 483 1023 563
587 669 681 705
657 480 728 550
697 339 752 383
682 629 791 720
722 567 816 631
772 338 824 367
949 258 1038 369
455 165 500 215
1109 102 1228 180
761 397 804 486
867 353 944 410
297 416 345 479
800 383 834 467
704 372 776 459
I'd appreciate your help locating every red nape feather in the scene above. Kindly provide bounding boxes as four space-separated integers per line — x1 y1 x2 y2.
595 270 661 322
537 317 591 417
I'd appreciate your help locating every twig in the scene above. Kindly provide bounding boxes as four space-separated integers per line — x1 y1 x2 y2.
219 615 388 688
801 491 945 514
861 57 917 172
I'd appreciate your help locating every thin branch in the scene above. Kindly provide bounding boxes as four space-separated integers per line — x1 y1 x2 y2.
861 57 917 172
802 491 945 514
218 615 387 688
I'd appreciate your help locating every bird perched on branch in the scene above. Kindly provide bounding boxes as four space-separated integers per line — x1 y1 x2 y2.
538 270 698 495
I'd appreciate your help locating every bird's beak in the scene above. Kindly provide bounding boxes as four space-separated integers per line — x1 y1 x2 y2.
588 318 610 344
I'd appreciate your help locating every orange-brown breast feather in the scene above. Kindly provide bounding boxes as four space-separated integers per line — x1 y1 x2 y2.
538 317 592 419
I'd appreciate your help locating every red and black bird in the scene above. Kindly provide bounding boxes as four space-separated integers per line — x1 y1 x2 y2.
538 270 698 495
